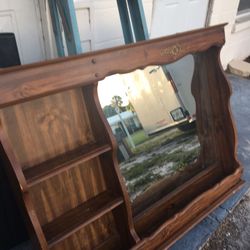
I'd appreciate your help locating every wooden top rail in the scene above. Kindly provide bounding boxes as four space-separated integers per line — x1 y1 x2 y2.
0 24 226 108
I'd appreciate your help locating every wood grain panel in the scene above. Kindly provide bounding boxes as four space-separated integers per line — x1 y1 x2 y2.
192 53 220 168
42 192 123 247
29 158 106 225
133 168 243 249
0 89 94 169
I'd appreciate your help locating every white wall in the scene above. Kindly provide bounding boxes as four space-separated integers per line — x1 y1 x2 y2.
208 0 250 68
0 0 153 62
150 0 209 38
0 0 46 64
73 0 153 53
44 0 211 57
74 0 209 52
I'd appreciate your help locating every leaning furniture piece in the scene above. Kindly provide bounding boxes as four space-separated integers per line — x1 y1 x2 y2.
0 24 243 249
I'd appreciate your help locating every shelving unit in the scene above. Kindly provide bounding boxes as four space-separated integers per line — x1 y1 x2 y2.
0 86 138 249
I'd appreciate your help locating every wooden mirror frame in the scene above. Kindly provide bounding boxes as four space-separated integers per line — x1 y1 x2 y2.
0 24 243 250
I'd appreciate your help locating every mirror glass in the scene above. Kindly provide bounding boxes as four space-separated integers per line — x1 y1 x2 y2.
98 55 201 205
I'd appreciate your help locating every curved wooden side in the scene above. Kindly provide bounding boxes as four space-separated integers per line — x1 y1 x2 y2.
82 83 140 246
191 46 240 174
213 46 241 171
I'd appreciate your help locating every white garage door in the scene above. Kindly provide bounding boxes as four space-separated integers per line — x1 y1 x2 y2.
0 0 46 64
150 0 209 38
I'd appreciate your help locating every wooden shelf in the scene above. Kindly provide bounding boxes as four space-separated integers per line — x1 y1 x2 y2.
23 143 112 187
42 191 123 247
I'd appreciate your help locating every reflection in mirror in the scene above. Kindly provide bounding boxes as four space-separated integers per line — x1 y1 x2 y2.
98 55 201 204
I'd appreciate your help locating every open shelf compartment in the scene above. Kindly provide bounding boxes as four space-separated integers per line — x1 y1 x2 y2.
23 142 112 187
42 191 123 247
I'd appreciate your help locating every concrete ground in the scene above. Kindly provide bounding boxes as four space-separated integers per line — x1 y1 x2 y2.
171 74 250 250
12 74 250 250
202 189 250 250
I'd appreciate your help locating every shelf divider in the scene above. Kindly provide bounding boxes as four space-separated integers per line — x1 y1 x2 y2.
23 143 112 187
42 191 123 248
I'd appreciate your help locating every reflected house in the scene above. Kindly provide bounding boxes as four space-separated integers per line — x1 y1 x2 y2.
107 111 142 162
107 110 142 139
121 58 196 135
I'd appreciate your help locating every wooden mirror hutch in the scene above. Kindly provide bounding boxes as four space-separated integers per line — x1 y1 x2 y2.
0 24 243 249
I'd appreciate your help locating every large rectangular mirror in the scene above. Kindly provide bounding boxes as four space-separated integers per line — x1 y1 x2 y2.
98 55 202 208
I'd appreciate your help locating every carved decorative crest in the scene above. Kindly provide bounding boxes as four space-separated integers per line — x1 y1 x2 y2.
160 44 182 57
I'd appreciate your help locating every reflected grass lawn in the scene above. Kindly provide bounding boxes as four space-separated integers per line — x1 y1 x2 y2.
121 128 200 200
125 130 149 146
129 128 192 155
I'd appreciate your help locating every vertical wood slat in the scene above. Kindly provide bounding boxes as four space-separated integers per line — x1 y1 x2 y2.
48 0 82 56
56 0 82 55
127 0 149 41
48 0 65 57
116 0 134 44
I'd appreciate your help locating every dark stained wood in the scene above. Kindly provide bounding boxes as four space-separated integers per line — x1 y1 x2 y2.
132 168 243 250
83 83 140 245
94 234 121 250
50 213 118 250
43 191 123 247
0 23 243 250
193 47 240 174
24 143 112 187
0 88 118 249
0 89 95 170
159 180 244 250
28 158 107 226
133 164 222 235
